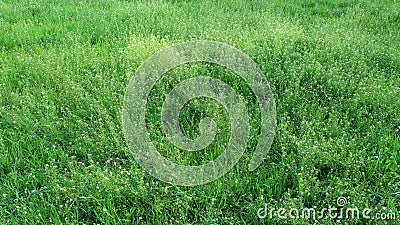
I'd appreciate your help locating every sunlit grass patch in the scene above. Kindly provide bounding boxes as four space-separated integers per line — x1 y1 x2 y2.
1 0 399 224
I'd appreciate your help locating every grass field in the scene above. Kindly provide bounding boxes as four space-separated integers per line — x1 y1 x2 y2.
1 0 399 224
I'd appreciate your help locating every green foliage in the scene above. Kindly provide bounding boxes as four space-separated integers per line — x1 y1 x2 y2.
1 0 399 224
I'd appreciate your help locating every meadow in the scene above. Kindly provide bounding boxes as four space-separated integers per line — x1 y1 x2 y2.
0 0 399 224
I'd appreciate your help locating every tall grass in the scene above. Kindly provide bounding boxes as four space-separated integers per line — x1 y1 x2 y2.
1 0 399 224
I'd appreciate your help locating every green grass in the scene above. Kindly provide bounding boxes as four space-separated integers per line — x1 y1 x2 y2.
1 0 399 224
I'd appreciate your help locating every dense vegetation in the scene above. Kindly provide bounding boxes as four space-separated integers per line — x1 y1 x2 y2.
1 0 399 224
